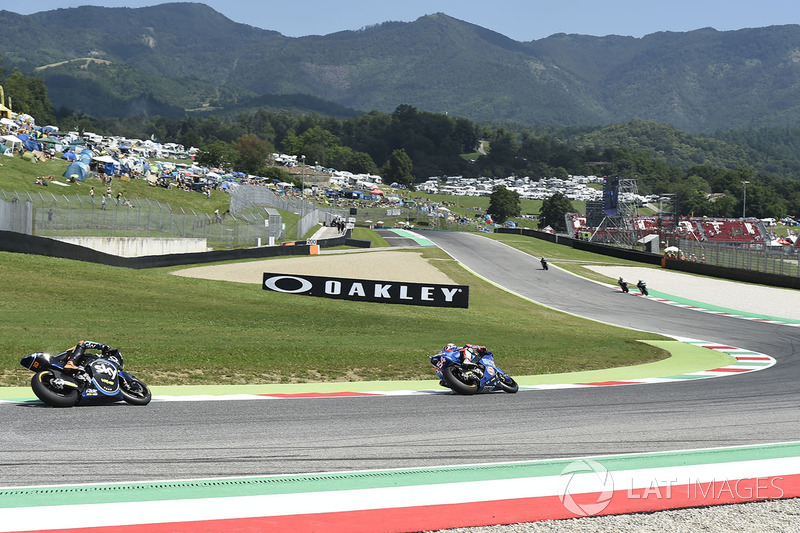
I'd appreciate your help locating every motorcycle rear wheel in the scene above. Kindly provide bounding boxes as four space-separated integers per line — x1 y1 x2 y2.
31 371 79 407
442 366 479 395
120 377 152 406
498 376 519 393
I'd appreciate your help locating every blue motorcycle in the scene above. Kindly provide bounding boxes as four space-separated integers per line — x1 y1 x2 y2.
430 347 519 394
20 349 151 407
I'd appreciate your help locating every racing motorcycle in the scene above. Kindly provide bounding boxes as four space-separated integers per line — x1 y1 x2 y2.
618 278 629 293
429 346 519 395
20 349 151 407
637 279 649 296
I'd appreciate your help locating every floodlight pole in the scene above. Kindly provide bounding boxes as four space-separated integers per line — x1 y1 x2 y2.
741 180 749 218
301 154 306 219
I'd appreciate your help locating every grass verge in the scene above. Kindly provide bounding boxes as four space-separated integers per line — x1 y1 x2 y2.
0 247 668 387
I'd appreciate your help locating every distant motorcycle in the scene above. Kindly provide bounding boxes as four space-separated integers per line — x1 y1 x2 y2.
637 280 649 296
429 347 518 395
618 277 629 293
20 349 151 407
541 257 548 270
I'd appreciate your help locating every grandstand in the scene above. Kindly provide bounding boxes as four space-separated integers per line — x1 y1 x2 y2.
696 218 766 244
566 213 769 247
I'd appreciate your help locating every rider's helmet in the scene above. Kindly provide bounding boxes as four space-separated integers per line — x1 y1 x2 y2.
443 343 458 352
105 348 123 368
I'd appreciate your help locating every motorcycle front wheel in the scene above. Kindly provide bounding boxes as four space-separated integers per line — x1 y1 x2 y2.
31 371 80 407
498 375 519 393
119 376 152 406
442 366 479 395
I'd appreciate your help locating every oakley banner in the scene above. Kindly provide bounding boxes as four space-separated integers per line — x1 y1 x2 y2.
262 273 469 308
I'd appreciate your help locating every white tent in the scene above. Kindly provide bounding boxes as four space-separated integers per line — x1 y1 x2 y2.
1 134 22 145
0 118 18 130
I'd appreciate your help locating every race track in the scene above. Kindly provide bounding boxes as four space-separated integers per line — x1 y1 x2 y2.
1 232 798 488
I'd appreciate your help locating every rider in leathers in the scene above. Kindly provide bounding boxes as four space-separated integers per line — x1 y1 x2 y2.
61 340 117 371
443 343 488 366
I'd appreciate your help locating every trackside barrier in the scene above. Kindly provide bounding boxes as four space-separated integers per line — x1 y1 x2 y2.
344 238 372 248
0 230 349 269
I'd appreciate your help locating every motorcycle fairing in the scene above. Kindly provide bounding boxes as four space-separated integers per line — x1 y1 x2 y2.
89 358 120 395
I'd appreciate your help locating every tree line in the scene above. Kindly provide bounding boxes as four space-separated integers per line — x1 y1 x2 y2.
3 63 800 219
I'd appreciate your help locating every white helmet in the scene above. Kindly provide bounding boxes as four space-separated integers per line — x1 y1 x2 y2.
443 343 458 351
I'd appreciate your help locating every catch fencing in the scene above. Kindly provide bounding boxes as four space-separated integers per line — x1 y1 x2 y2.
678 239 800 279
0 196 33 234
0 189 280 249
323 202 486 232
229 184 347 239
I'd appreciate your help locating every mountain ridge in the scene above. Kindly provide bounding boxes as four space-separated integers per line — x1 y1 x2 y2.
2 4 799 133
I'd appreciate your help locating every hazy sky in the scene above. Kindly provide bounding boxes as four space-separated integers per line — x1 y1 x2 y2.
8 1 800 41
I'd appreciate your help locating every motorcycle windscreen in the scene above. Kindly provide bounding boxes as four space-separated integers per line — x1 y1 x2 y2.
89 359 120 395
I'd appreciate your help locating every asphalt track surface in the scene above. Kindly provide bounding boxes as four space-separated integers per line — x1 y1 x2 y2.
2 232 798 488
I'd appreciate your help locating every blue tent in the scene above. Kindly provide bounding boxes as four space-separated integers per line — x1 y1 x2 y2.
62 152 77 161
24 138 41 152
79 150 94 164
63 161 88 182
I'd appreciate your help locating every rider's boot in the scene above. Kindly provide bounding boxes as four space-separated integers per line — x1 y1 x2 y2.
64 346 86 373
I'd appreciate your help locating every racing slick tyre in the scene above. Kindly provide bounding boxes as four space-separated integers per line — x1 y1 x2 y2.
31 370 80 407
498 375 519 394
442 365 480 395
119 377 152 406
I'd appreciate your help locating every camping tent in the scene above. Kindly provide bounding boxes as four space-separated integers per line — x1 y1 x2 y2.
0 117 18 130
79 150 95 164
63 161 89 181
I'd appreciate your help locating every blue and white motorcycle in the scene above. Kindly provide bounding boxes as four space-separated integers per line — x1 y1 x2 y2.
430 346 519 394
20 349 151 407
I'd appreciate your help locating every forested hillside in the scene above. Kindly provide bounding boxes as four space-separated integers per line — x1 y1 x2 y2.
29 103 796 220
3 5 800 219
